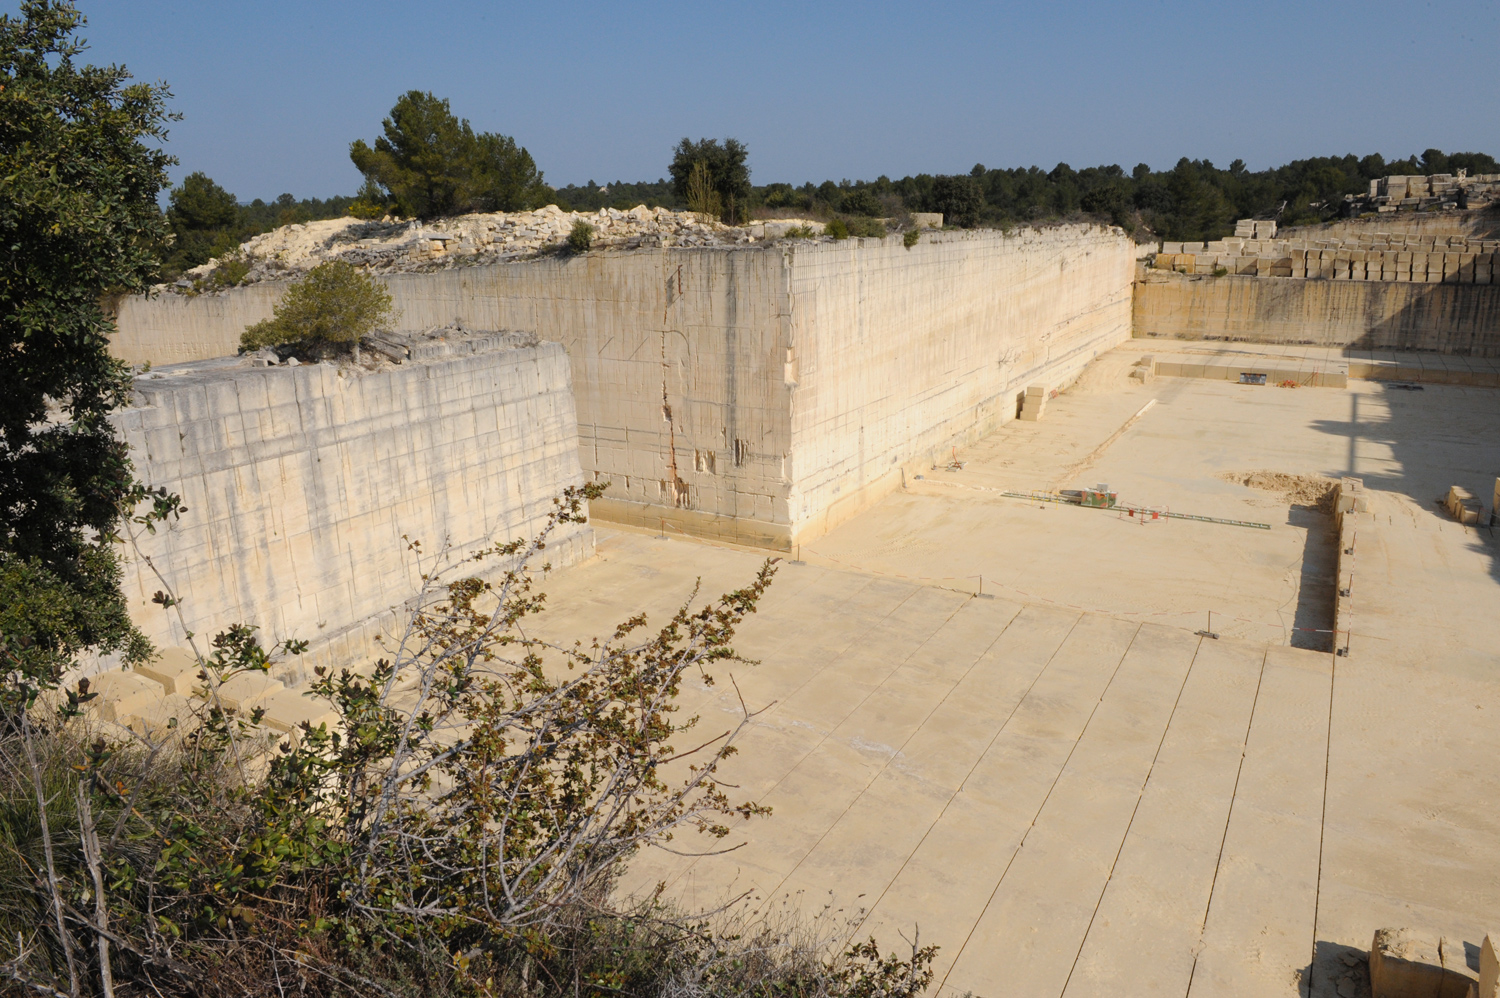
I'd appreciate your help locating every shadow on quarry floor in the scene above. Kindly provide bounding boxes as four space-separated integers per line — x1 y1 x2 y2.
1289 505 1337 652
1303 939 1373 998
1308 380 1500 587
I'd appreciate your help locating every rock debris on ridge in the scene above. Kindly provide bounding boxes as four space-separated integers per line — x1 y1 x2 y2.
167 205 829 293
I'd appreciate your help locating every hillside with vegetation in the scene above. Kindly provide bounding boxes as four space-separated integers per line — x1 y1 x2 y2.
166 146 1498 281
156 88 1496 278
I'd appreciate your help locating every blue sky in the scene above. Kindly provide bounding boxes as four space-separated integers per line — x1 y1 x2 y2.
74 0 1500 202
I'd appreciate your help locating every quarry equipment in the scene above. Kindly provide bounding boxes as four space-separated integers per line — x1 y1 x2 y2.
1078 483 1117 507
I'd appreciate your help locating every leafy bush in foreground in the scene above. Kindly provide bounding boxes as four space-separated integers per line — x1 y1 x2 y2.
0 485 940 996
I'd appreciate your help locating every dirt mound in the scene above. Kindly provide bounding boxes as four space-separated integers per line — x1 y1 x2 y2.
1067 351 1151 395
1218 470 1340 512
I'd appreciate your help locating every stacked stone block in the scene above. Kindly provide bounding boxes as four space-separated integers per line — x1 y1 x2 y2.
1370 172 1500 211
1154 233 1500 285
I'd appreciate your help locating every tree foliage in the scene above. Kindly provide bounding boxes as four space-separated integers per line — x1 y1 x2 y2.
239 261 396 356
349 91 550 219
928 175 985 227
160 176 357 281
162 171 239 275
550 177 680 213
0 0 180 697
669 137 751 223
633 146 1499 238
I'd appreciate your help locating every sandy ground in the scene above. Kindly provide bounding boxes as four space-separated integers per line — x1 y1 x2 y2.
524 357 1500 998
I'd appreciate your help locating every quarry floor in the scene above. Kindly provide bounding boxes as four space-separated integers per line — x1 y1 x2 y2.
530 358 1500 998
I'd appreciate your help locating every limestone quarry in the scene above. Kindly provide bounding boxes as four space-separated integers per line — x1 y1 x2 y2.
92 199 1500 998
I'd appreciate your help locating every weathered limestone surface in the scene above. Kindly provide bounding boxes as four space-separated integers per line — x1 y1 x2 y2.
112 226 1136 549
112 340 591 683
1133 270 1500 356
782 229 1135 541
115 285 286 367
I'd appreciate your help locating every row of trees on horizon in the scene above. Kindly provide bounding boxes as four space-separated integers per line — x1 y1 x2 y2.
161 88 1500 280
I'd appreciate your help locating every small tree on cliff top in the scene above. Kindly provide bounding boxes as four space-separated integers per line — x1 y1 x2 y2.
240 261 397 358
350 90 550 219
670 137 751 223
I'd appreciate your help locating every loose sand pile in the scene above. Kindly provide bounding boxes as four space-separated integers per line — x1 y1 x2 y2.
1218 470 1340 512
1065 351 1151 395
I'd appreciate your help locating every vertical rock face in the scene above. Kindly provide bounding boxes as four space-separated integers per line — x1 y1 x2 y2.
1133 270 1500 355
113 339 591 682
110 225 1137 551
781 227 1135 541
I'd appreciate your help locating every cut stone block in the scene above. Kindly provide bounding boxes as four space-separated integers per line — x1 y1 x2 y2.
134 645 202 695
1370 927 1473 998
88 670 165 724
1446 486 1482 524
1337 477 1370 515
207 672 285 712
1441 936 1479 993
1374 924 1476 996
123 693 196 739
1480 935 1498 998
1017 397 1046 421
260 687 341 736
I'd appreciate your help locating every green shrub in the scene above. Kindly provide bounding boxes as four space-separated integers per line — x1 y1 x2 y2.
824 218 850 240
1213 265 1229 277
904 228 921 249
345 178 392 219
205 253 251 289
685 160 724 219
239 260 396 357
844 216 886 238
568 218 595 253
784 225 816 239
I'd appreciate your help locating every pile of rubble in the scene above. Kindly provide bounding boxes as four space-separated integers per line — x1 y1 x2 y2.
170 205 828 293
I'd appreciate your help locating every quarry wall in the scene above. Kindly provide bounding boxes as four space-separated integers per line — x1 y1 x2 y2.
113 339 591 684
1133 270 1500 356
115 287 286 368
112 226 1137 549
783 228 1135 539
